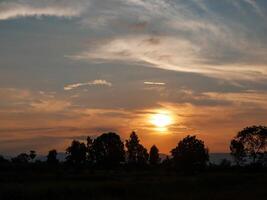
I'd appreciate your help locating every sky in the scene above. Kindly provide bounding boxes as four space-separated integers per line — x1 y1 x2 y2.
1 0 267 155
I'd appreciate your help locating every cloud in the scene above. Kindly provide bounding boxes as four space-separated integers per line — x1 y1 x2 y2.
64 80 112 91
30 99 71 113
243 0 265 17
0 0 90 20
68 0 267 81
144 81 166 86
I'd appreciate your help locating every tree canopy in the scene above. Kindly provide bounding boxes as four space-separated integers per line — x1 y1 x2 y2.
91 132 125 168
66 140 87 165
126 131 148 166
230 125 267 165
149 145 160 166
171 135 209 172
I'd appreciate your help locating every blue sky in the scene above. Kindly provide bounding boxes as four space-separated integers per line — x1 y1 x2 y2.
0 0 267 154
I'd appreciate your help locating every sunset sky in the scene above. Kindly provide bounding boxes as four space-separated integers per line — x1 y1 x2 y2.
1 0 267 155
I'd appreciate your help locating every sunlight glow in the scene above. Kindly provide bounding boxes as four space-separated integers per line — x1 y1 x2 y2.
150 112 173 128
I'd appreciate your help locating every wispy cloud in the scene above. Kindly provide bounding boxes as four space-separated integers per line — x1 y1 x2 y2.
0 0 90 20
30 99 71 113
68 0 267 81
144 81 165 86
243 0 265 17
64 80 112 91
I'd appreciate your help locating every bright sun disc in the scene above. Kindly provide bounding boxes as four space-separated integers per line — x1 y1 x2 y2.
150 113 172 128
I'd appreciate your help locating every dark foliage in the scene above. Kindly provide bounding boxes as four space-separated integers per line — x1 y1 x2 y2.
86 136 93 163
231 125 267 165
47 149 59 165
126 132 148 167
171 135 209 173
230 139 246 166
149 145 160 166
29 150 36 161
91 132 125 168
12 153 30 164
66 140 87 165
0 155 9 164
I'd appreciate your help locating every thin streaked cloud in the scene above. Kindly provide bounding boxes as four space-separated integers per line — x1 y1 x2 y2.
144 81 166 86
64 80 112 91
0 0 90 20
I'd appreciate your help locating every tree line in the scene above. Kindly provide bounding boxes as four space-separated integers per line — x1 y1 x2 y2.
1 125 267 173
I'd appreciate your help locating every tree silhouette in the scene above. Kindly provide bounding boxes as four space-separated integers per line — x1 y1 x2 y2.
126 131 140 164
231 125 267 165
91 132 125 168
126 132 148 166
161 156 172 169
171 135 209 173
136 144 149 166
12 153 30 164
0 155 9 165
47 149 59 165
86 136 93 163
149 145 160 166
230 139 246 166
29 150 36 162
66 140 87 165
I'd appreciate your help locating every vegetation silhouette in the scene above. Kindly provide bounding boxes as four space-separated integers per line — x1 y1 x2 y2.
0 126 267 199
149 145 160 166
66 140 87 165
47 149 59 165
11 152 30 164
230 125 267 166
29 150 36 162
230 139 246 166
126 131 149 168
171 135 209 173
91 132 125 168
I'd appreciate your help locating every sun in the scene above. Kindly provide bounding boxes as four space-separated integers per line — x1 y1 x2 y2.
150 112 173 128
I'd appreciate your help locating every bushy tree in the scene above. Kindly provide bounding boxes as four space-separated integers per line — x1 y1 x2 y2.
231 126 267 165
66 140 87 165
230 139 246 166
91 132 125 168
149 145 160 166
12 153 30 164
126 132 148 166
47 149 59 165
136 144 149 166
171 135 209 172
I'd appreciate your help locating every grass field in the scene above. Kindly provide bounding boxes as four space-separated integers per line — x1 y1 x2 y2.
0 169 267 200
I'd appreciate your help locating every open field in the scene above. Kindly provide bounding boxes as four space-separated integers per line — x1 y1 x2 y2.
0 170 267 200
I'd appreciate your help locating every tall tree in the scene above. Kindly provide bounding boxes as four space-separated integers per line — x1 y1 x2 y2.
126 131 148 166
91 132 125 168
66 140 87 165
230 125 267 164
47 149 59 165
149 145 160 166
126 131 140 164
171 135 209 173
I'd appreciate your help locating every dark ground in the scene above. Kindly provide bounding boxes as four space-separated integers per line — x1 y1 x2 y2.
0 169 267 200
